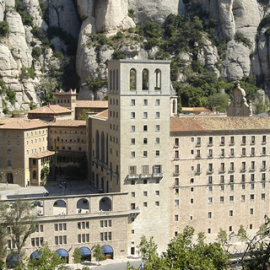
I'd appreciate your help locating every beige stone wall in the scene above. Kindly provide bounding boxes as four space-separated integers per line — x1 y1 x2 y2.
48 126 86 152
170 131 270 241
0 128 48 186
3 193 129 262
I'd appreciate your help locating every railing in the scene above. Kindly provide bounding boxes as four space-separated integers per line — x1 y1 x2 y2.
127 174 140 180
140 174 152 179
152 173 163 178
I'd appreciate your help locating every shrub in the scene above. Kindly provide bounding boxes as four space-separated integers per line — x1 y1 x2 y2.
235 31 252 48
32 46 42 59
15 0 33 27
0 21 9 38
19 66 36 80
112 50 125 60
6 89 16 105
53 51 64 59
128 9 135 18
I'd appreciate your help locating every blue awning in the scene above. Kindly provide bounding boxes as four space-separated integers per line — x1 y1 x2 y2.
56 249 68 257
102 245 113 254
30 251 40 260
6 253 22 262
80 247 91 256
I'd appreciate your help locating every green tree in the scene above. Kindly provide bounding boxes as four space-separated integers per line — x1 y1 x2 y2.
72 248 81 269
207 93 229 112
27 243 65 270
138 227 228 270
0 200 37 268
0 21 9 38
237 225 247 242
0 224 7 268
32 47 42 59
93 244 104 264
40 164 50 183
217 228 228 247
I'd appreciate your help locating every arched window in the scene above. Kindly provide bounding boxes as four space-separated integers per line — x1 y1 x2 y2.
106 134 108 164
33 171 37 179
173 99 177 114
142 69 149 90
130 69 136 90
99 197 112 211
101 132 105 163
109 70 112 91
155 69 161 89
96 130 99 160
113 70 116 90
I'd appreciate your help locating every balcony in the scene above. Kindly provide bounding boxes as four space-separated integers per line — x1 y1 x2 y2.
173 172 180 176
249 167 255 172
262 141 266 145
195 143 201 147
195 170 201 175
127 174 140 180
219 169 225 174
128 207 141 215
208 155 213 159
207 169 214 174
208 143 213 147
229 142 235 146
261 167 267 172
228 169 235 173
152 173 163 178
220 142 225 146
240 168 246 173
195 155 201 159
140 174 152 179
174 144 179 148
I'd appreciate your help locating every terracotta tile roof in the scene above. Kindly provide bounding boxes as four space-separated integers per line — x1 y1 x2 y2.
171 117 270 132
27 105 72 114
0 118 48 130
93 109 108 120
30 150 55 159
49 120 86 127
76 100 108 109
182 107 211 112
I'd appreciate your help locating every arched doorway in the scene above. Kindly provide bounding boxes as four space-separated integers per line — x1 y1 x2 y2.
56 249 69 263
76 198 89 214
6 253 21 269
7 173 13 184
53 200 67 215
102 245 113 259
80 247 91 262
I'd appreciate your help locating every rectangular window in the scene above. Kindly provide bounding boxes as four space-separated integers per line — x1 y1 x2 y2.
131 112 135 119
221 137 225 145
155 125 160 132
155 112 160 118
241 195 245 201
143 112 148 119
175 138 179 146
230 136 234 145
129 166 137 175
229 196 234 202
251 136 255 144
155 99 160 106
131 125 135 132
144 99 148 106
220 196 224 203
143 125 148 131
242 136 246 144
131 138 135 145
131 99 135 106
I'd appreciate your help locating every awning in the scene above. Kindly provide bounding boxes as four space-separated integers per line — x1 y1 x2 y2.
102 245 113 254
56 249 68 257
6 253 22 262
30 251 40 260
80 247 91 256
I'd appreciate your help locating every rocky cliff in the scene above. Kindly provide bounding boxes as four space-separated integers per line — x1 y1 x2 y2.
0 0 270 115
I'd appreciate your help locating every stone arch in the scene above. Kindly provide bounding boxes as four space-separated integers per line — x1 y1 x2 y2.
56 249 69 263
53 199 67 215
96 130 99 160
130 68 136 90
77 198 89 213
80 247 91 261
155 69 161 89
142 69 149 90
101 132 105 163
102 245 113 259
99 197 112 211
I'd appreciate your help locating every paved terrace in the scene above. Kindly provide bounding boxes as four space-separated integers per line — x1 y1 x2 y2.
0 180 98 200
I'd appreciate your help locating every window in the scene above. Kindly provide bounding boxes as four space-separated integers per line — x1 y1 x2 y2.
208 212 212 218
175 200 179 206
250 208 254 215
221 137 225 145
131 99 135 106
221 149 225 157
241 195 245 201
143 112 148 119
229 210 233 216
143 99 148 106
153 165 162 173
241 162 246 171
250 194 255 200
155 201 160 206
242 136 246 144
143 191 147 196
131 112 135 119
7 160 12 166
230 176 234 184
155 99 160 106
175 215 179 221
156 112 160 118
229 196 234 202
131 192 135 197
175 138 179 146
242 148 246 156
208 137 213 145
196 137 201 146
263 147 266 155
230 148 234 156
143 151 147 157
131 125 135 132
155 125 160 132
220 163 225 172
262 193 266 200
230 136 234 145
175 151 179 159
156 138 160 144
155 150 160 157
175 165 179 174
262 135 266 144
143 125 148 132
143 202 147 207
229 226 232 232
251 136 255 144
131 138 135 145
131 151 135 158
156 190 160 195
208 176 212 184
142 165 149 175
208 197 212 204
251 161 255 170
220 175 224 184
129 166 137 175
220 196 224 203
208 149 213 157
